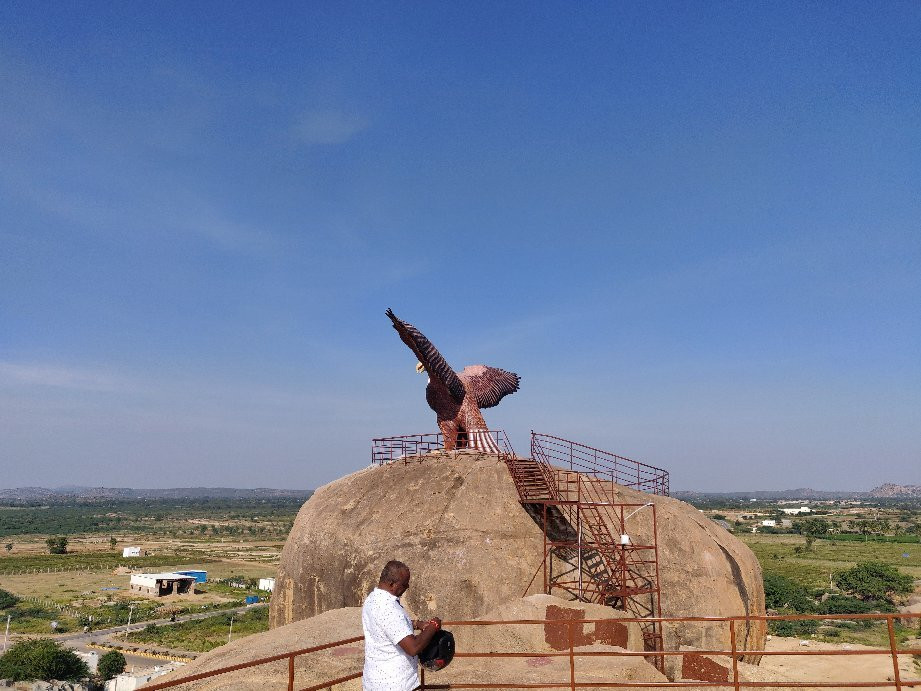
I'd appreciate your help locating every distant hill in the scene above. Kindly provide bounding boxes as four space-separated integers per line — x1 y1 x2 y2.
868 483 921 498
0 486 313 503
674 484 921 501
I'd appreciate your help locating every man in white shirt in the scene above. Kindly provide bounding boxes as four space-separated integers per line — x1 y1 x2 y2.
362 560 442 691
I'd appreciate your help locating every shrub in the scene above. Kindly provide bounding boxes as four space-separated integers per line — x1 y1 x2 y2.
833 561 913 601
45 536 68 554
816 594 895 615
764 573 814 612
0 638 89 682
97 650 126 680
769 618 819 637
0 588 19 609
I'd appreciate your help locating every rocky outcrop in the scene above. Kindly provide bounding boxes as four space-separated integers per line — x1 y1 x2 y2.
868 483 921 498
270 451 765 661
271 452 545 629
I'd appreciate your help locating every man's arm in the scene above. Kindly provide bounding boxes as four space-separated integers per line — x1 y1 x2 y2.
398 618 442 657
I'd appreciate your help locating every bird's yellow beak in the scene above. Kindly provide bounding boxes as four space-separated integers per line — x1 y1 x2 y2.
415 362 426 374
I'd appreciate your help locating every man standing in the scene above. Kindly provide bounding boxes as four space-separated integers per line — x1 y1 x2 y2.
362 560 442 691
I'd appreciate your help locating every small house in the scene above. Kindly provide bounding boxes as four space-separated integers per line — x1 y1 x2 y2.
130 572 196 597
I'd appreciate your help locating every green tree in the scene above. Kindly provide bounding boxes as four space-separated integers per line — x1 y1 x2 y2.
0 638 89 682
795 518 830 538
96 650 126 680
4 542 11 552
834 561 913 601
763 573 814 612
45 536 68 554
0 588 19 609
109 536 118 550
850 519 878 541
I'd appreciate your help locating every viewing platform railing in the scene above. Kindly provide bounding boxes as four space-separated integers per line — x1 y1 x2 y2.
532 432 670 496
142 611 921 690
371 430 515 465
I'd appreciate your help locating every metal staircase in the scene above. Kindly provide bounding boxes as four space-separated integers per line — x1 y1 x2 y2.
504 433 668 662
370 428 670 662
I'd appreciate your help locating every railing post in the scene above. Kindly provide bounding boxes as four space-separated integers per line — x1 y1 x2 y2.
569 620 576 691
729 619 739 691
288 653 295 691
543 504 548 594
887 615 902 691
420 665 426 690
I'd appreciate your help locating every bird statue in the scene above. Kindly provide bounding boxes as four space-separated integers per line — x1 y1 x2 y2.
386 308 521 452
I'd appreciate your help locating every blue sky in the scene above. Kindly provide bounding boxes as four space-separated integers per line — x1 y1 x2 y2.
1 2 918 491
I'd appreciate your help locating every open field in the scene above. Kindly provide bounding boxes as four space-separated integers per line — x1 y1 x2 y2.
0 497 301 637
741 533 921 588
0 560 274 601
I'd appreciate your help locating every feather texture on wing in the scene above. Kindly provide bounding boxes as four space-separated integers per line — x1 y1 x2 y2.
460 365 521 409
386 309 466 402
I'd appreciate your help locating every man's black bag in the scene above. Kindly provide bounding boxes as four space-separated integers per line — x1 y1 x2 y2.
419 629 455 671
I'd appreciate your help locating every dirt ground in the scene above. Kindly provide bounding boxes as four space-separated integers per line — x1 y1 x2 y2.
0 559 275 603
759 635 921 687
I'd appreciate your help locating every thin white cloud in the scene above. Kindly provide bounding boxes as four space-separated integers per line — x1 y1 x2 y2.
0 362 129 392
0 55 280 258
292 109 369 146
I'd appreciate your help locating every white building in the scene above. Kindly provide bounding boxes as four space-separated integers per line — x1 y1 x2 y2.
781 507 812 515
129 572 196 596
122 546 144 557
761 519 777 527
258 577 275 592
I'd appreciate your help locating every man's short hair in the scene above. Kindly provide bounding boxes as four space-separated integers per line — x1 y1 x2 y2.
379 560 409 584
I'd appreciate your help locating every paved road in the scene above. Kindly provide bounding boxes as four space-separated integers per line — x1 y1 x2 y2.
56 603 269 667
57 601 268 642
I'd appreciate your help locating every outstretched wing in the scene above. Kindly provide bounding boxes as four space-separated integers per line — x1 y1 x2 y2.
460 365 521 409
386 309 465 402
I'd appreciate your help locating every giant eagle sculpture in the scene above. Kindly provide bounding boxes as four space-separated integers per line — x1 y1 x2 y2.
386 308 520 452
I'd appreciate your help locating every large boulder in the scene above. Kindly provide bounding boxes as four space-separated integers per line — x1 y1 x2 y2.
271 451 765 661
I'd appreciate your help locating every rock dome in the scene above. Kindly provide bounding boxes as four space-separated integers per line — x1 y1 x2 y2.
270 451 765 659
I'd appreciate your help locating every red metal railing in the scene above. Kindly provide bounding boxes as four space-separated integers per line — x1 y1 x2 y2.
371 430 516 465
141 612 921 690
141 634 364 691
531 432 669 496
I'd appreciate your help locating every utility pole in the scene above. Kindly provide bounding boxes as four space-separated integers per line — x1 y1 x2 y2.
228 614 234 643
124 604 136 639
3 614 10 652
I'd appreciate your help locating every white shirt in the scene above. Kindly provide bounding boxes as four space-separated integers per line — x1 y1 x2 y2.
362 587 419 691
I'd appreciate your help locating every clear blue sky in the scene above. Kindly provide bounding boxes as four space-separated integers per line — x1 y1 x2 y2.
1 2 918 491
